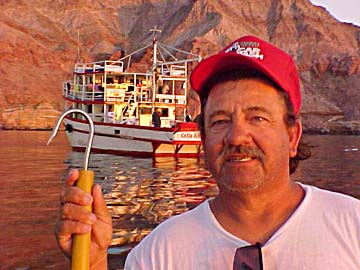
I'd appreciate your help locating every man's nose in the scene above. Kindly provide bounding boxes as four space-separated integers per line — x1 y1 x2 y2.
224 120 252 146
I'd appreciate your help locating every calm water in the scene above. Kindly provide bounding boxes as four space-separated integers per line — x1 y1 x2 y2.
1 130 360 269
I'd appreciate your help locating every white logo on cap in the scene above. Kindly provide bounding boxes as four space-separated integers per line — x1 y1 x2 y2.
225 41 264 60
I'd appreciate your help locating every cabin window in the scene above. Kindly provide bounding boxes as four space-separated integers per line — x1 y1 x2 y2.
95 76 102 84
140 108 151 115
161 108 168 117
87 106 92 114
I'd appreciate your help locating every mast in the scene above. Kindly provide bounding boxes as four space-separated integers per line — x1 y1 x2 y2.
150 26 162 113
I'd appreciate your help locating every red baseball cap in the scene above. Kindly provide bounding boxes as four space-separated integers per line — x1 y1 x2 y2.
190 35 301 116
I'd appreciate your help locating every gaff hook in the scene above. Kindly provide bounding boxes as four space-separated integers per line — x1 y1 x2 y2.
47 108 94 170
47 108 95 270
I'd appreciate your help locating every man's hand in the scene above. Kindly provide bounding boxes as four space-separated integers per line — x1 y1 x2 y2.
56 169 113 268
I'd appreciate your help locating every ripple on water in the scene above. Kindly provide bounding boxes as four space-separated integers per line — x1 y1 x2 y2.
2 132 360 269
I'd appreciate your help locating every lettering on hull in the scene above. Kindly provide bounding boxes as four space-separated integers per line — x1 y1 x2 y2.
174 131 201 140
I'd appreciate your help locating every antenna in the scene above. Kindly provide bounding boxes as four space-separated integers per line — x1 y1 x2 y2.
149 26 162 67
150 26 162 43
77 28 80 62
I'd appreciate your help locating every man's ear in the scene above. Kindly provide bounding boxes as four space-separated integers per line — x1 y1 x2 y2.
197 112 206 142
288 119 302 158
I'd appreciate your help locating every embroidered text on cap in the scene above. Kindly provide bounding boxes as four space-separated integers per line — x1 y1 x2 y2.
225 41 264 60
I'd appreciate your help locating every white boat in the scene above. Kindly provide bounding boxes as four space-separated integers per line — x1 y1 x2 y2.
61 29 202 157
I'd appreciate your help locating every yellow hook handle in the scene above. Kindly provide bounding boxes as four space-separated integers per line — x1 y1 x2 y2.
47 109 96 270
72 170 94 270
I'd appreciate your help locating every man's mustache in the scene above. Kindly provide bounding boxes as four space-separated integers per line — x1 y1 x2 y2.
219 145 265 164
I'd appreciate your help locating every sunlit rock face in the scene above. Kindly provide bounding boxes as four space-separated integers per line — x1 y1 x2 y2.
1 0 360 133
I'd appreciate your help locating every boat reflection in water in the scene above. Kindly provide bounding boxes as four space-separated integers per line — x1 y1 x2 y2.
66 152 218 265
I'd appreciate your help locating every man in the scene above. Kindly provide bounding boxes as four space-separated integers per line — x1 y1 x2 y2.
152 108 161 127
56 36 360 269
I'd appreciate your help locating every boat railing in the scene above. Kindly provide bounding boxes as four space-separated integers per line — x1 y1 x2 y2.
63 82 186 106
160 117 176 128
136 85 151 103
71 112 107 124
70 112 118 124
74 60 124 74
154 94 186 105
103 61 124 73
63 81 155 104
63 81 105 101
157 64 186 77
169 65 186 76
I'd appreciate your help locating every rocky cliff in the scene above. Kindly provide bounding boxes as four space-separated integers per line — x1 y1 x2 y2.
1 0 360 133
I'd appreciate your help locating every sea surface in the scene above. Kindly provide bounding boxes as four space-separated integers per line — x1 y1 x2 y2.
1 130 360 269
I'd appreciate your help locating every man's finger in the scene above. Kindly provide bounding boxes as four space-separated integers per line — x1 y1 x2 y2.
66 168 80 186
55 221 72 258
57 219 92 236
60 186 93 206
55 219 91 258
61 203 97 224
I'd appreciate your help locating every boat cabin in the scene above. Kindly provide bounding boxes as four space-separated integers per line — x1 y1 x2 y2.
63 60 189 128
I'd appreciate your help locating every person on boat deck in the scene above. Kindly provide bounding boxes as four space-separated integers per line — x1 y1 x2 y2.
107 106 115 123
55 35 360 270
66 82 71 95
161 81 170 94
152 109 161 127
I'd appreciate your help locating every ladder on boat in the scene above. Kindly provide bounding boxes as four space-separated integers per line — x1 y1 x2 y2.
123 91 137 118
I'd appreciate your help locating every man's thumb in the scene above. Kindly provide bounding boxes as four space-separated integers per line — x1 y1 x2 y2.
92 184 109 217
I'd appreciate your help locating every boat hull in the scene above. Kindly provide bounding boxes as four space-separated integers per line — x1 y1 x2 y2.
64 118 202 158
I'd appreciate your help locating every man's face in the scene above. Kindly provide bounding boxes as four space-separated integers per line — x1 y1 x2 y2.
203 78 301 194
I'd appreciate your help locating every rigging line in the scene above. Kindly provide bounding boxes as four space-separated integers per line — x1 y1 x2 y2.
158 42 201 59
157 46 172 68
157 43 178 62
119 43 153 62
127 55 132 70
154 58 201 66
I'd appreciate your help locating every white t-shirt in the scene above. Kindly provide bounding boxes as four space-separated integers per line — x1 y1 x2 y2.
125 184 360 269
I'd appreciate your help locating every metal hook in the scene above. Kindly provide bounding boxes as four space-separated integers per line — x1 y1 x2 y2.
47 109 94 171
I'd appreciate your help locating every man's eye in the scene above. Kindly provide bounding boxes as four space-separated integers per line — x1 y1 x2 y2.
210 119 229 127
254 116 265 121
251 116 267 122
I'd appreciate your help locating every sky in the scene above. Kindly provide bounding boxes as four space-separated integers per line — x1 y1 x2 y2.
310 0 360 26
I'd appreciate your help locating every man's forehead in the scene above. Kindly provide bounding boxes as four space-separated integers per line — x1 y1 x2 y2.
204 79 287 113
206 105 272 118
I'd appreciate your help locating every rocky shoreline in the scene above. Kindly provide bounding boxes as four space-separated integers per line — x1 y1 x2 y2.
3 116 360 136
304 128 360 136
1 104 61 131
